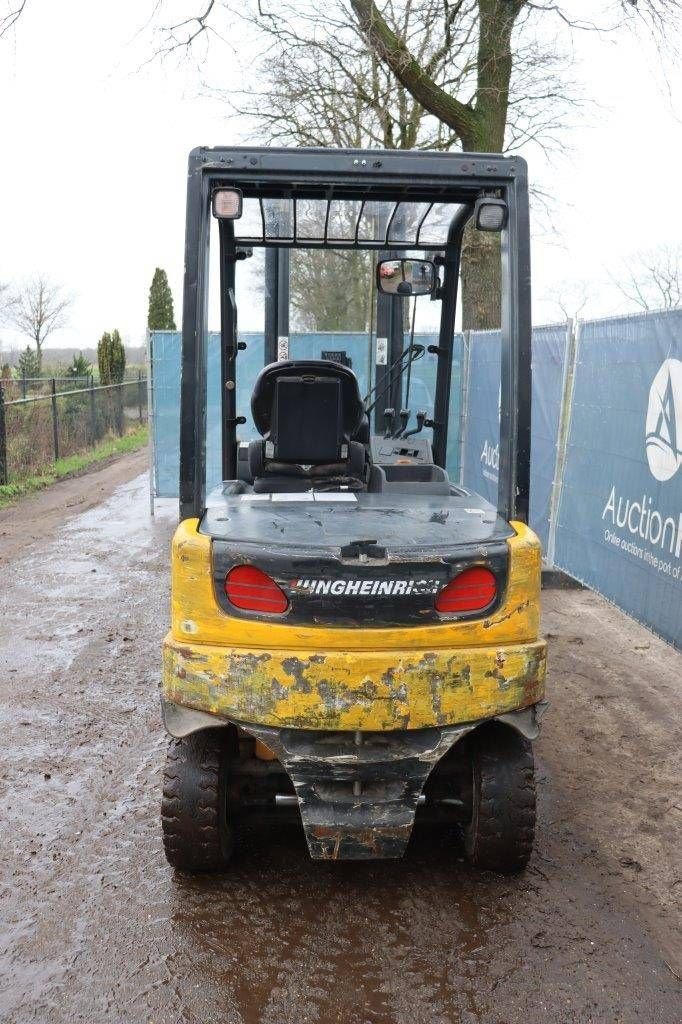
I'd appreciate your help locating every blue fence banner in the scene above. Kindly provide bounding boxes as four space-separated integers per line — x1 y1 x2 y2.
530 324 569 550
460 330 501 506
149 330 182 499
460 325 568 548
553 311 682 649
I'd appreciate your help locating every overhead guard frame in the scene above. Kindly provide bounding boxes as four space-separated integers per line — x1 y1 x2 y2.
179 146 532 527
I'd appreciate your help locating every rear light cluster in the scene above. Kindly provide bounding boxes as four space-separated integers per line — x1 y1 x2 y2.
223 564 497 616
434 567 497 614
224 566 288 614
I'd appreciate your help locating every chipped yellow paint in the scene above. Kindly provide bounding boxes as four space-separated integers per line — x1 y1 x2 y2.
163 634 546 730
162 518 546 731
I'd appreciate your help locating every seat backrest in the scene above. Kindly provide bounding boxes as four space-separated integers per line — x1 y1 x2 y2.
251 360 365 464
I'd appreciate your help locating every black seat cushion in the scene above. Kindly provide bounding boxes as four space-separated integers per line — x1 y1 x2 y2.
249 440 367 492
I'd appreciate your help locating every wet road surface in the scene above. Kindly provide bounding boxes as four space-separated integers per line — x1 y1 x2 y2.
0 470 680 1023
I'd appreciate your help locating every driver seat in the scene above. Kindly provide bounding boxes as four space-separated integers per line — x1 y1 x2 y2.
248 360 369 493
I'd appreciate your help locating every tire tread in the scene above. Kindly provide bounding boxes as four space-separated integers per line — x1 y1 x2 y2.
161 730 233 873
465 724 536 874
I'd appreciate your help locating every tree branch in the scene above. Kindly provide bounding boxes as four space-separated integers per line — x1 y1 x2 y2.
0 0 27 40
349 0 480 144
616 244 682 312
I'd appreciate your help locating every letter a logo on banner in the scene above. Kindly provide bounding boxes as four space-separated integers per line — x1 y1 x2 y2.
645 358 682 482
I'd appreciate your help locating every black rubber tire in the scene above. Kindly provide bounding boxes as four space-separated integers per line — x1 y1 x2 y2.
161 729 234 873
464 723 536 874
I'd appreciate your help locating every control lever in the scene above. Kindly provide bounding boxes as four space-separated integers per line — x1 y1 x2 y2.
403 410 427 438
383 407 395 438
393 409 410 437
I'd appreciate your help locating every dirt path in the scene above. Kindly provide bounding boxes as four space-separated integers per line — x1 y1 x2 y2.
0 447 149 564
0 472 679 1024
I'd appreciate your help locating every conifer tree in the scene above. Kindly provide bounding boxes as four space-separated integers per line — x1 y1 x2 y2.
97 331 112 383
147 268 176 330
17 346 41 379
109 329 126 383
98 330 126 384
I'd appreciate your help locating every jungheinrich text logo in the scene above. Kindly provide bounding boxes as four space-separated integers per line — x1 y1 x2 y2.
293 578 440 597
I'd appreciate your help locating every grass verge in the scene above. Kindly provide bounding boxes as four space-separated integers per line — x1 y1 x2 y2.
0 425 148 509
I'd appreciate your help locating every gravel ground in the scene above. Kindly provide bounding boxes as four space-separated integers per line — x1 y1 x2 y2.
0 461 679 1024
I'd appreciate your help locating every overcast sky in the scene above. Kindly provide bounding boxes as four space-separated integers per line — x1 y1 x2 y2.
1 0 681 353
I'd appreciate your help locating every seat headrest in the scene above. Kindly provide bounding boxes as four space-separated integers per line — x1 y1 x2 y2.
251 360 365 438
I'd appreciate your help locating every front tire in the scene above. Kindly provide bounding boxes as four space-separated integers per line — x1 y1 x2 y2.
464 723 536 873
161 729 234 873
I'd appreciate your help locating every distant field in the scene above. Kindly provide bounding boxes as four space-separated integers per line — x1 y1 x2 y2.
1 345 146 370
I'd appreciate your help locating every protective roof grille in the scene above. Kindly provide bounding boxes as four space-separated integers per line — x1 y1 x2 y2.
229 193 466 250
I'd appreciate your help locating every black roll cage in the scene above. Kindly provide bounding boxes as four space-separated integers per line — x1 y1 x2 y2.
179 146 532 526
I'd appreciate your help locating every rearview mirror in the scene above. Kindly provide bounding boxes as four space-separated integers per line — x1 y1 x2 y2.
376 258 435 297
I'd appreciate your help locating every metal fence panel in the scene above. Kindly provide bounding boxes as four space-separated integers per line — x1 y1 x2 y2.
149 332 183 498
0 379 147 485
529 324 569 550
553 311 682 649
460 330 501 506
460 325 568 549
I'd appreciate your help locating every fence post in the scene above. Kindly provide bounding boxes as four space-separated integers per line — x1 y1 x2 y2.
89 376 97 444
138 370 143 422
546 317 579 568
0 383 7 485
51 377 59 462
117 382 124 436
21 375 27 400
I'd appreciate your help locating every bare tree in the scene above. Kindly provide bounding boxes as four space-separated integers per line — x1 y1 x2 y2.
153 1 682 328
154 1 576 329
346 0 678 328
289 249 374 332
210 3 476 153
349 0 679 152
0 0 27 40
548 279 591 324
157 2 577 158
206 4 479 330
616 245 682 313
0 281 10 360
0 280 10 318
8 276 71 369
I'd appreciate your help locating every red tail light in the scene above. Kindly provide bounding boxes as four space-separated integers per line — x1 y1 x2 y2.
225 566 289 614
435 567 497 614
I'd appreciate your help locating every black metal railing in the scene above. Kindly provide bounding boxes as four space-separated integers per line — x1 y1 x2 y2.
1 370 145 400
0 375 148 485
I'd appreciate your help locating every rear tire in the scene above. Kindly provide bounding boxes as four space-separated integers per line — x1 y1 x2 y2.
464 723 536 874
161 729 234 873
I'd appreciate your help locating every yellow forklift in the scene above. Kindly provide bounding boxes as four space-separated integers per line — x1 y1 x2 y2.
161 146 546 871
